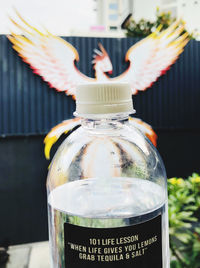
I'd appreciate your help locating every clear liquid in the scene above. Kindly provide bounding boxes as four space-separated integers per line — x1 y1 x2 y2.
48 177 169 267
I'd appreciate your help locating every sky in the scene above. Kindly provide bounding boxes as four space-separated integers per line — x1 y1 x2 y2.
0 0 96 35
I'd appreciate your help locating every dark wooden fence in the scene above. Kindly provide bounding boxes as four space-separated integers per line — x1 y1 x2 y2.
0 35 200 245
0 36 200 135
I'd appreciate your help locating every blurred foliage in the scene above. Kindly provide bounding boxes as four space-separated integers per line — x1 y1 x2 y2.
168 173 200 267
124 8 193 39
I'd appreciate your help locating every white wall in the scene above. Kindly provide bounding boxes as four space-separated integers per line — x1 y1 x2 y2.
0 0 97 35
178 0 200 33
133 0 161 21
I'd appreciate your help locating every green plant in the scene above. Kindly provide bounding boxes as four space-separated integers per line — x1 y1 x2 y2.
168 173 200 267
125 8 192 38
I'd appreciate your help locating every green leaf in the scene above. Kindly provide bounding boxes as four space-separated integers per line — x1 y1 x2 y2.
174 233 191 243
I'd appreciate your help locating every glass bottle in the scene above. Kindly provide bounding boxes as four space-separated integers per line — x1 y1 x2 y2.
47 82 169 268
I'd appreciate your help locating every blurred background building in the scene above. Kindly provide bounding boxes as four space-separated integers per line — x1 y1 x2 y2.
95 0 133 31
90 0 200 37
0 0 199 37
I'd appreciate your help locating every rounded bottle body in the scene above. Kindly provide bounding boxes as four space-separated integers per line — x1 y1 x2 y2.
47 117 169 268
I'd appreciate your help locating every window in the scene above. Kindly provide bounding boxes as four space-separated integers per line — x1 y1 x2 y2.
110 26 118 30
109 3 118 10
109 14 118 20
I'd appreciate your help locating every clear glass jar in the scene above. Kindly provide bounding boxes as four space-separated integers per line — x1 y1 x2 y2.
47 112 169 268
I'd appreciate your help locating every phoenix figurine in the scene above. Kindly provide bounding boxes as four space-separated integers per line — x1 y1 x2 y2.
8 11 189 158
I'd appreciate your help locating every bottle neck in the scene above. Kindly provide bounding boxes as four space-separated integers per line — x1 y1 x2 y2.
80 113 129 131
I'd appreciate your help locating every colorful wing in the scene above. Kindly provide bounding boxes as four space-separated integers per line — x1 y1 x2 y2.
8 11 94 96
113 21 189 94
44 117 157 160
129 117 157 147
44 118 81 159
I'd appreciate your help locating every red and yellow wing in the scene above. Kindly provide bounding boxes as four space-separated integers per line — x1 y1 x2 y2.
8 11 94 96
44 117 157 159
113 21 189 94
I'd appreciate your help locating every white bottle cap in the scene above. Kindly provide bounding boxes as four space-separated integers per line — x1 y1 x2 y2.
75 82 135 116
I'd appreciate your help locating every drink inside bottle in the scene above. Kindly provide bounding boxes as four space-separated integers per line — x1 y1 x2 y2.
47 82 169 268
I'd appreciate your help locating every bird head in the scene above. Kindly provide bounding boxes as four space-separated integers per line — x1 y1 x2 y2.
92 43 113 74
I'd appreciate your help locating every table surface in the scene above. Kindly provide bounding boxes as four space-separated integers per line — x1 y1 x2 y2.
3 241 50 268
